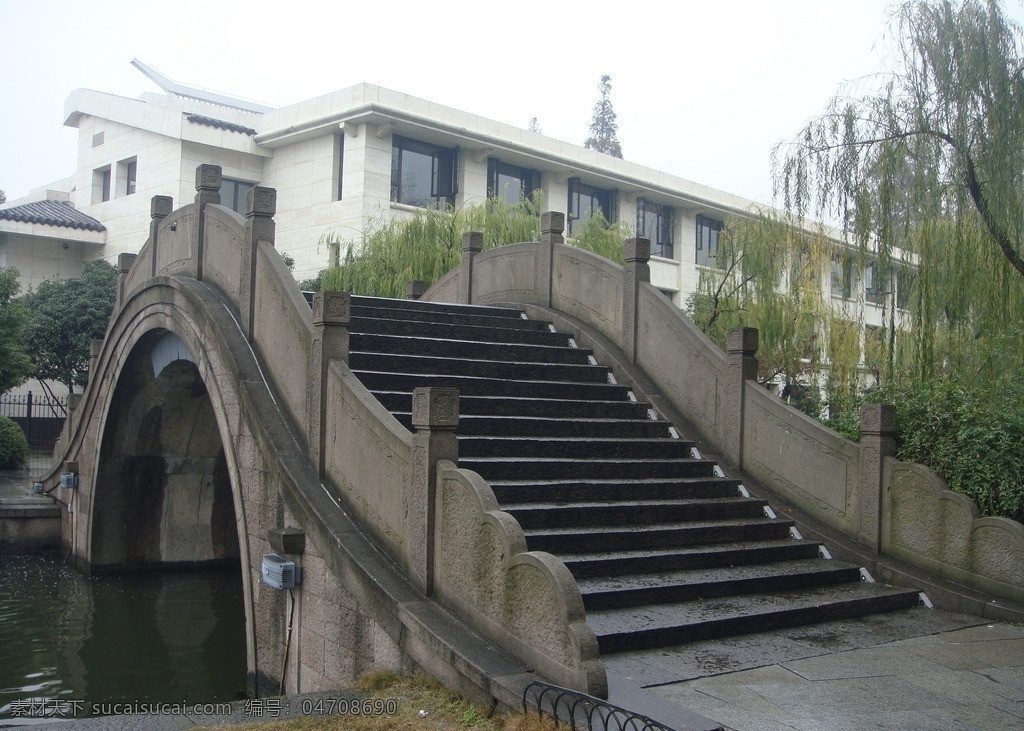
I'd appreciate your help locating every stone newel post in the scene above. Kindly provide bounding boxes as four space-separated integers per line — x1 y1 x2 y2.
308 292 350 477
540 211 565 308
240 186 277 340
148 195 172 278
622 237 651 363
725 327 758 468
459 232 483 305
859 404 897 552
115 253 137 311
410 387 459 596
192 164 221 282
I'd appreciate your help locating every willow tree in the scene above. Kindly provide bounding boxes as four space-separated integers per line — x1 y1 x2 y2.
775 0 1024 384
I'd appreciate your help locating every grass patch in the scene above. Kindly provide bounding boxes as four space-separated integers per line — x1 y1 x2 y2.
197 672 559 731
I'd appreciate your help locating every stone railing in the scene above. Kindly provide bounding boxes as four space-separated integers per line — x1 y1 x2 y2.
87 169 607 697
425 212 1024 615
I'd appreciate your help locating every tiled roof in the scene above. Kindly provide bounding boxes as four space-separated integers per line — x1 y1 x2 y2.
186 114 257 136
0 200 106 232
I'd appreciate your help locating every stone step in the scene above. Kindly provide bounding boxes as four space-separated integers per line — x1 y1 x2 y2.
351 295 525 321
505 497 768 529
522 517 795 554
350 315 569 345
461 454 711 479
558 539 826 579
489 476 742 504
458 437 694 459
373 392 651 420
586 582 923 653
352 370 631 401
576 559 863 610
349 352 610 383
350 333 593 365
395 415 672 439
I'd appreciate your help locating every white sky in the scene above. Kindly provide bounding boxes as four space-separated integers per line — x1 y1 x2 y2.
1 0 1021 207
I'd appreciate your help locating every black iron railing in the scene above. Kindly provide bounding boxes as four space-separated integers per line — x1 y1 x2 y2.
523 681 679 731
0 391 67 450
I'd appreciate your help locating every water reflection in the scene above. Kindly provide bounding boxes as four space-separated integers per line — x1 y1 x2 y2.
0 553 246 718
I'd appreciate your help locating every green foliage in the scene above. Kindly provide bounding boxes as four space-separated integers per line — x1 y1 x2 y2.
21 260 117 393
567 211 628 265
584 75 623 158
0 415 28 470
0 267 32 393
319 196 628 298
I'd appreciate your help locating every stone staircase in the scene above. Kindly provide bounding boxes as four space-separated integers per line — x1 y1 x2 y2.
343 295 922 656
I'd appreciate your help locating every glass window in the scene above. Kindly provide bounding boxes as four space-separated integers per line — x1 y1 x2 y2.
865 261 886 305
567 178 615 235
125 160 137 195
831 255 852 298
487 158 539 206
93 166 111 204
896 268 915 310
335 134 345 202
391 135 458 209
636 198 675 259
220 177 256 215
695 214 724 268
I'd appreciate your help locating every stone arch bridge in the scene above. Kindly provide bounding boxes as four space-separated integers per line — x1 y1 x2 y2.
42 166 1024 710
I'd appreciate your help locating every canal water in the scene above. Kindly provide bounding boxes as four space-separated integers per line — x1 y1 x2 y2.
0 552 247 720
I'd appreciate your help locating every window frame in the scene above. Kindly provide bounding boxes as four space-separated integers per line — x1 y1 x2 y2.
220 177 256 215
486 158 540 206
830 254 852 299
567 178 616 235
636 198 675 259
864 261 886 305
695 214 724 268
391 134 459 209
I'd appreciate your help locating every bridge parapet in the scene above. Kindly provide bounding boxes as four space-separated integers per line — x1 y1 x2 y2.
426 219 1024 619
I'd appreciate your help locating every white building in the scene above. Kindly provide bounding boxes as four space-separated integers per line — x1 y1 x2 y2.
3 60 905 342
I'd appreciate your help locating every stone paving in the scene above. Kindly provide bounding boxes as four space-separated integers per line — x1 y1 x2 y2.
632 620 1024 731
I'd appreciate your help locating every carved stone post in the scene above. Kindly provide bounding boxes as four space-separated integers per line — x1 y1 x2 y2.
459 232 483 305
539 211 565 308
308 292 350 476
406 280 426 300
240 186 277 340
88 339 103 386
859 404 897 553
622 237 651 363
725 327 758 468
149 195 172 278
193 164 222 281
410 387 459 596
116 253 137 311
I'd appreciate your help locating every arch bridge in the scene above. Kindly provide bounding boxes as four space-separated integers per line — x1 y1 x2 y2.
43 165 1024 710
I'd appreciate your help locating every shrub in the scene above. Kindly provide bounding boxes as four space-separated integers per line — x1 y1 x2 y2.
0 415 28 469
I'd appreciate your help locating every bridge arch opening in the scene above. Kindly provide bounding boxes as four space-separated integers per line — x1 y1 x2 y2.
91 330 240 571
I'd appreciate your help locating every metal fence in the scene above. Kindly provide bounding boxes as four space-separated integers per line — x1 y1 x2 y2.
0 391 67 451
523 681 685 731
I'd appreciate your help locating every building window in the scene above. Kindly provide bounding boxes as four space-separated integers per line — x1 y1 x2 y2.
864 261 886 305
636 198 675 259
831 255 852 299
695 214 724 268
896 268 915 310
487 158 540 206
93 166 111 203
391 135 458 209
567 178 615 235
117 157 137 197
335 134 345 202
220 177 255 215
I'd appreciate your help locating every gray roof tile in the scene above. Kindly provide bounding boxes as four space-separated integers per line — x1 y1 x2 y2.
0 200 106 232
186 114 257 136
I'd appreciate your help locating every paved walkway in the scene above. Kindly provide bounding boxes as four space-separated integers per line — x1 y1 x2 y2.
610 613 1024 731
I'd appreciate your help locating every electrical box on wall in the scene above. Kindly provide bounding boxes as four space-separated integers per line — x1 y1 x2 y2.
261 553 302 590
59 472 78 489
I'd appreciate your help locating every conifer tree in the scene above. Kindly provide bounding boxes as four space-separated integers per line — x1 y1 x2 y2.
584 75 623 158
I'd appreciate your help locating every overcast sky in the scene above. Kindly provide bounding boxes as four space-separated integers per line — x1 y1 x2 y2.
2 0 1022 208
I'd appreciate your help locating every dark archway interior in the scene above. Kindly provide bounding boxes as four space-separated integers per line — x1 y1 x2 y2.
92 331 240 571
